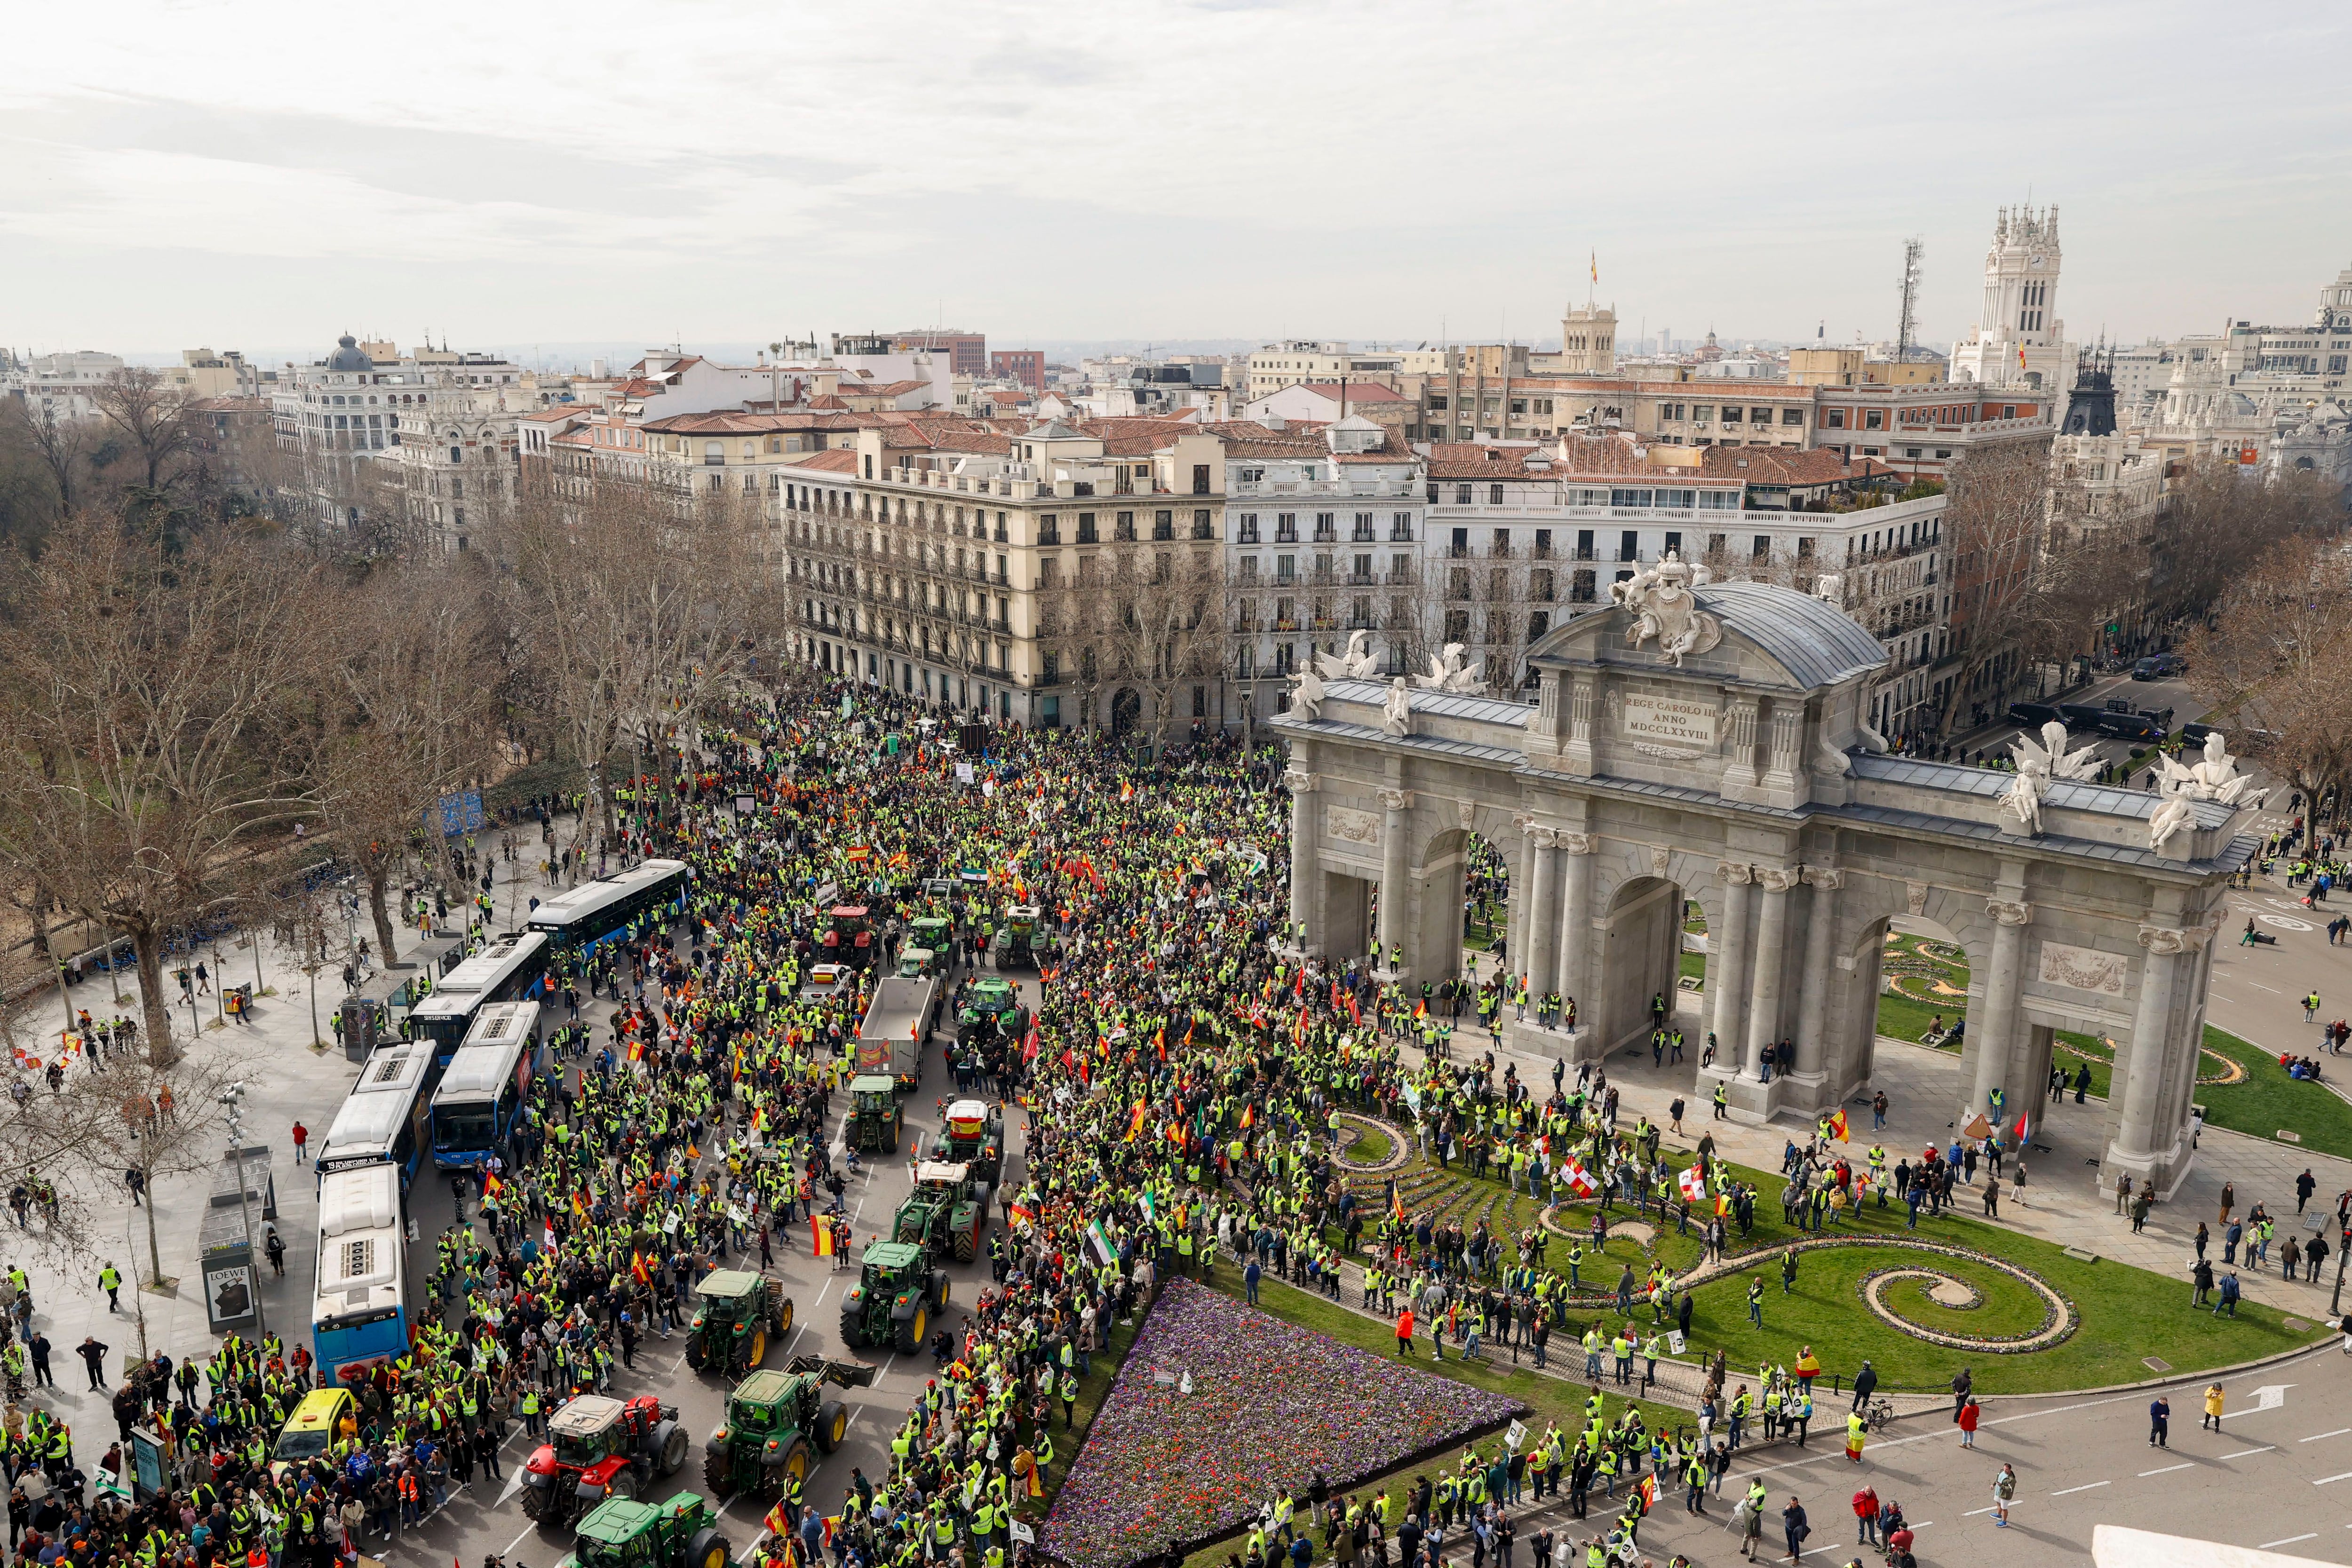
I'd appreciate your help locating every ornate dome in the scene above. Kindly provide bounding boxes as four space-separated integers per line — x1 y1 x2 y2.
325 334 374 373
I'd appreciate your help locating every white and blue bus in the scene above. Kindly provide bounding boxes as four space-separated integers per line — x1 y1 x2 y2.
406 930 551 1065
311 1161 411 1385
527 859 691 955
314 1044 437 1186
427 1000 543 1171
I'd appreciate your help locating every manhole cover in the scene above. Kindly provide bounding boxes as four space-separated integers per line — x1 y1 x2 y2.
2285 1318 2311 1332
2063 1247 2098 1263
2143 1357 2170 1372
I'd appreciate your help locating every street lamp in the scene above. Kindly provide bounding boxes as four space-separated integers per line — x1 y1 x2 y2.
218 1083 266 1336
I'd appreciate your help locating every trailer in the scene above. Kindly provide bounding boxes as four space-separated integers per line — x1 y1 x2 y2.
854 975 939 1090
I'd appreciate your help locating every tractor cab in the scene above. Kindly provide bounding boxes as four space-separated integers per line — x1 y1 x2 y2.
569 1492 731 1568
926 1099 1004 1188
901 917 952 977
956 977 1028 1047
991 905 1042 970
846 1075 903 1153
684 1270 794 1377
820 907 874 971
838 1240 949 1355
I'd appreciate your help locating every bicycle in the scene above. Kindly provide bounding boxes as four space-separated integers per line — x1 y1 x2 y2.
1865 1396 1896 1433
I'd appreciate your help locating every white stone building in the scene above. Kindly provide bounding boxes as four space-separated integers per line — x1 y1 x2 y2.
1948 205 2077 416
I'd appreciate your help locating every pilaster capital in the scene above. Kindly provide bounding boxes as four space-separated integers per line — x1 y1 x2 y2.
1529 827 1558 850
2137 923 2192 955
1281 768 1317 796
1755 866 1801 893
1377 788 1413 813
1800 866 1844 891
1511 812 1537 834
1717 861 1754 885
1556 831 1596 856
1987 899 2034 927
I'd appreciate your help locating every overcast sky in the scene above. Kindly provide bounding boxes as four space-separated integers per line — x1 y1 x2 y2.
6 1 2349 363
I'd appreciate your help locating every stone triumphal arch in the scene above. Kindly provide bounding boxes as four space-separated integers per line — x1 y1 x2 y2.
1274 564 2255 1195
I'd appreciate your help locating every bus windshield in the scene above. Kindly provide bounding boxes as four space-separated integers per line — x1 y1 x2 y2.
432 1105 498 1151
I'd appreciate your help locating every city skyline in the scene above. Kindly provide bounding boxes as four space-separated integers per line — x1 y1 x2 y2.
4 1 2349 355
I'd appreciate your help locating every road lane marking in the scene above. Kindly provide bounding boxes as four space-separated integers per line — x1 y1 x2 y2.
2139 1464 2194 1476
2050 1481 2108 1496
2314 1470 2352 1485
1963 1506 1996 1516
2260 1536 2319 1551
2219 1447 2274 1459
504 1524 537 1554
2301 1428 2352 1442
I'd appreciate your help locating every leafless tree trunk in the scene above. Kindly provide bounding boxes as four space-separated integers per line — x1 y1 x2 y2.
90 368 196 493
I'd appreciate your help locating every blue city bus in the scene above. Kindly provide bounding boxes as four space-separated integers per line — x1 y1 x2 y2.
526 859 691 955
311 1161 410 1385
406 930 550 1067
427 1001 543 1170
313 1044 436 1187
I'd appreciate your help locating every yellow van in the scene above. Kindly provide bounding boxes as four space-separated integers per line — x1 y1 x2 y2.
270 1387 355 1477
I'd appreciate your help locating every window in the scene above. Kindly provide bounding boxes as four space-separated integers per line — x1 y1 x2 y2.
1707 533 1726 557
1863 409 1884 430
1192 463 1211 495
1455 484 1473 504
1151 509 1174 541
1619 530 1638 561
1429 395 1448 410
1780 407 1804 425
1238 513 1260 544
1239 557 1258 581
1039 515 1061 545
1527 611 1549 641
1663 531 1681 557
1489 483 1505 505
1113 511 1135 541
1533 528 1552 558
1824 409 1846 429
1531 569 1554 601
1509 400 1526 416
1276 513 1298 542
1571 568 1597 602
1575 528 1594 560
1748 408 1772 425
1276 555 1296 582
1610 489 1654 509
2001 405 2016 419
1193 509 1214 540
1352 512 1375 541
1752 535 1770 561
1314 512 1336 541
1076 512 1098 544
1721 407 1743 424
1796 536 1815 559
1390 512 1414 541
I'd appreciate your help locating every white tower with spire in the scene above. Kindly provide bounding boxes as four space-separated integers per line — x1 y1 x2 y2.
1950 204 2075 404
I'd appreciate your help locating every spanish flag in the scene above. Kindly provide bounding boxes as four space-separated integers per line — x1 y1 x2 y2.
764 1499 791 1536
630 1252 652 1286
1239 1103 1255 1131
571 1191 589 1221
1120 780 1134 801
812 1217 835 1258
1125 1102 1148 1142
1827 1109 1850 1143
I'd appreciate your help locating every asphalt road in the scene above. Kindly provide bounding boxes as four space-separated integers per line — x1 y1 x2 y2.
1955 669 2203 775
379 959 1038 1568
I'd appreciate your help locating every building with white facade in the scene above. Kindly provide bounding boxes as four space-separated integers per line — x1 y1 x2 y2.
3 350 125 420
1948 205 2077 413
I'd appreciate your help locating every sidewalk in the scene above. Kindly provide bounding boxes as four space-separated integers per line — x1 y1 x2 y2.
1 853 572 1434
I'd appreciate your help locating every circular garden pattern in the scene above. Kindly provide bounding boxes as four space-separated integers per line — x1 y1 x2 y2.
1855 1246 2076 1353
1333 1112 1411 1175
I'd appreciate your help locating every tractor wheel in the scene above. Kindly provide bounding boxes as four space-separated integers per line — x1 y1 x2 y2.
520 1485 551 1523
658 1421 689 1476
745 1327 768 1370
771 1290 794 1337
703 1447 733 1498
610 1470 641 1503
686 1526 732 1568
953 1221 978 1264
817 1398 848 1453
684 1337 705 1371
897 1304 927 1356
838 1307 863 1351
780 1438 812 1485
929 1273 950 1313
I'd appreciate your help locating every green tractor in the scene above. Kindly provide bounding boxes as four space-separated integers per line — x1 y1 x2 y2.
683 1269 794 1378
955 977 1029 1051
700 1356 877 1500
924 1099 1005 1190
893 1161 988 1264
990 905 1043 970
837 1241 950 1355
565 1492 733 1568
846 1075 904 1154
903 916 952 977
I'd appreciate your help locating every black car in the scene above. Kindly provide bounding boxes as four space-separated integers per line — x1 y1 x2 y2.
2181 721 2219 748
2132 653 2185 680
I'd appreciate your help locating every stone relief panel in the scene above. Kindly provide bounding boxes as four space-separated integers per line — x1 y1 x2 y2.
1324 806 1382 849
2036 940 2127 996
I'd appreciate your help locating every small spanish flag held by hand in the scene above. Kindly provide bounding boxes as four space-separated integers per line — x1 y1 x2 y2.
1828 1109 1850 1142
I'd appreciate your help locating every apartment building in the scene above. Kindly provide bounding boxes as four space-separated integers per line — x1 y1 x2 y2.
1811 384 2052 480
1245 341 1446 399
782 415 1226 734
892 330 986 377
990 350 1046 390
4 349 125 419
1422 371 1816 449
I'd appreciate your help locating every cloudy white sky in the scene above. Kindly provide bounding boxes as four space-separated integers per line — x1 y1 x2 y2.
5 1 2350 361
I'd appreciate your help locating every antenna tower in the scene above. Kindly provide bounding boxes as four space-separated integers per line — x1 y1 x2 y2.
1895 237 1924 364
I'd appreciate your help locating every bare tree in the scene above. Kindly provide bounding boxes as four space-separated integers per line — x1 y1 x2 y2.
306 560 501 963
1 399 87 520
2183 533 2352 812
0 515 322 1063
2148 458 2341 622
89 368 196 493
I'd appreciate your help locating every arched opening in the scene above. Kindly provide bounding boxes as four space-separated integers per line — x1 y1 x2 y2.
1597 874 1691 1054
1849 912 1980 1098
1110 688 1141 734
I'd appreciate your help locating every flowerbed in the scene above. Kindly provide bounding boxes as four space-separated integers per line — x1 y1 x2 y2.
1039 1278 1523 1568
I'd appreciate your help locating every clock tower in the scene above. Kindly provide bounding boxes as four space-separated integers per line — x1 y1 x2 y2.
1950 204 2075 407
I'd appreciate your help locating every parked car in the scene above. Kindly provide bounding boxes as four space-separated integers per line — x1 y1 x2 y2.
2180 721 2218 748
2132 653 2185 680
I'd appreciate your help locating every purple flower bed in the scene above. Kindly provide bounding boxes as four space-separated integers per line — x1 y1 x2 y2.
1040 1279 1523 1568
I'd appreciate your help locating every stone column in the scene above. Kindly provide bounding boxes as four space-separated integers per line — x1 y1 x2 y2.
1378 788 1412 973
1710 862 1754 1056
2113 924 2187 1163
1794 867 1843 1074
1556 833 1595 1023
1525 827 1559 999
1511 814 1538 981
1283 768 1318 954
1745 867 1797 1076
1970 898 2032 1130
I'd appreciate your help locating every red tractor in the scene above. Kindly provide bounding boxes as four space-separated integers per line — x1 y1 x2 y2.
520 1393 691 1528
821 906 874 971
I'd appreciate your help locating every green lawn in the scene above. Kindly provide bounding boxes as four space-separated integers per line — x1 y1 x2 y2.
1879 990 1964 1047
1679 951 1706 985
2194 1025 2352 1158
1344 1122 1396 1165
1348 1118 2328 1395
1680 1215 2317 1394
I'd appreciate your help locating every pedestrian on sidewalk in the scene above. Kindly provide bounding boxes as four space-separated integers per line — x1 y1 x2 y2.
292 1122 308 1165
76 1335 109 1391
98 1262 119 1312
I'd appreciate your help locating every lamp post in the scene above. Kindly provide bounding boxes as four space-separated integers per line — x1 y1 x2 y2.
218 1083 266 1336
